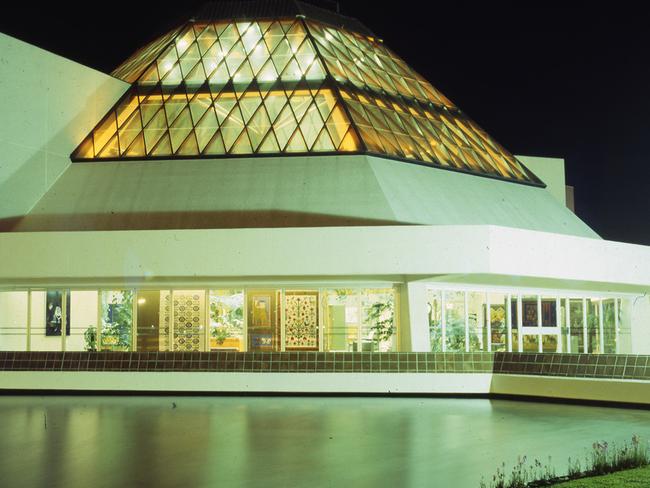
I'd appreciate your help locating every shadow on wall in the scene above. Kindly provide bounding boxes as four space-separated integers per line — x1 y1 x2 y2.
0 210 408 232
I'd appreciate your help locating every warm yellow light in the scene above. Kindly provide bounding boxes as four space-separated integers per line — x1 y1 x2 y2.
138 298 146 305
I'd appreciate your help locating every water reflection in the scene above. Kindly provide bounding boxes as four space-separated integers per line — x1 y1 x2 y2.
1 397 649 488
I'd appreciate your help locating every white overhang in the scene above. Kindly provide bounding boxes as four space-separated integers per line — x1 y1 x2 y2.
0 225 648 293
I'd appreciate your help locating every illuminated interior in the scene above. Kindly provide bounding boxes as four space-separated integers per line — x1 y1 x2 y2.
71 17 541 184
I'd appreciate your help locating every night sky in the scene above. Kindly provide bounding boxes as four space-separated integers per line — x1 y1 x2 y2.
1 1 648 244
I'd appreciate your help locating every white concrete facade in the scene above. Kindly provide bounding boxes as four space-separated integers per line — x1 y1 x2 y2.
0 31 649 363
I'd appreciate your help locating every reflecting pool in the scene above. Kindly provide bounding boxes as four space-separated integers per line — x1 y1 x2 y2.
0 396 649 487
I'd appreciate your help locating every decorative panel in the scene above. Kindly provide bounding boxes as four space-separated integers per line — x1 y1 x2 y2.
284 291 318 350
172 291 205 352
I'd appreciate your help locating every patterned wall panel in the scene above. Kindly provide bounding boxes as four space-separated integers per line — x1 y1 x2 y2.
159 291 171 351
173 291 205 352
285 292 318 349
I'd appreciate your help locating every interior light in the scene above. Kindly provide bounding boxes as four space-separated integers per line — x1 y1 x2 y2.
138 298 146 305
177 39 188 50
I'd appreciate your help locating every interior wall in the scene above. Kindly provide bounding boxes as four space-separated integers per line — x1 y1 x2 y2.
0 33 127 228
0 292 27 351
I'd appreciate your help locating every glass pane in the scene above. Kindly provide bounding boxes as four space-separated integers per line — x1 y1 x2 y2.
323 289 358 352
541 298 557 327
559 298 568 353
284 291 319 350
247 289 281 352
618 298 632 353
0 291 28 351
586 298 601 354
522 296 538 327
510 297 520 352
569 298 584 353
489 293 508 352
444 291 465 352
523 334 539 353
209 290 244 351
602 299 617 354
360 288 396 352
426 289 442 352
100 290 133 352
30 291 68 351
136 290 165 352
69 291 98 352
467 292 486 352
172 290 206 352
542 335 558 354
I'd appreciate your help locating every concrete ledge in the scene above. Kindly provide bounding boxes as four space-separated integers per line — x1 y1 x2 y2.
0 371 492 394
491 374 650 405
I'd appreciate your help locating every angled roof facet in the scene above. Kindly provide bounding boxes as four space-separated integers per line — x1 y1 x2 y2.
72 1 542 186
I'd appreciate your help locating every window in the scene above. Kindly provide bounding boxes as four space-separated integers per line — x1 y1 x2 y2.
209 290 244 351
100 290 133 352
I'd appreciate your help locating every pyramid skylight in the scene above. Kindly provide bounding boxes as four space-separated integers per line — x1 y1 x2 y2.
71 7 542 185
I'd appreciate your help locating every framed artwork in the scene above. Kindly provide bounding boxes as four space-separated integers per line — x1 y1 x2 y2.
46 291 70 336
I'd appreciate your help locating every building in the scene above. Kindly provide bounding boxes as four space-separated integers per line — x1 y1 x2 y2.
1 0 649 397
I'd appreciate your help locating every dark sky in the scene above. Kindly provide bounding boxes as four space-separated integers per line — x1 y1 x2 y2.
1 1 649 244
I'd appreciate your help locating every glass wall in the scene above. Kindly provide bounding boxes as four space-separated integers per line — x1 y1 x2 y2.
586 298 601 354
426 287 634 354
247 289 281 352
322 288 396 352
172 290 206 352
488 293 508 353
445 291 465 352
360 289 396 353
100 290 133 352
209 290 244 351
29 291 66 352
0 292 28 351
69 291 98 351
568 298 584 353
467 292 486 352
284 290 319 351
602 298 617 354
427 290 442 352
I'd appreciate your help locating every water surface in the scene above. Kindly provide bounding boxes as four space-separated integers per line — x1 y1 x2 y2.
0 396 649 487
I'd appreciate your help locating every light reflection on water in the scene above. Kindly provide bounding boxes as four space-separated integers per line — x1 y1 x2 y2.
1 396 649 488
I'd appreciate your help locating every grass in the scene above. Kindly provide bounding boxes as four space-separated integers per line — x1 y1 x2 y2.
551 465 650 486
480 435 649 488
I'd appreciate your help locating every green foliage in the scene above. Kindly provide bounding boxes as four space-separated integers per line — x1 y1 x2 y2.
101 290 133 350
209 295 243 344
364 298 394 344
84 326 97 352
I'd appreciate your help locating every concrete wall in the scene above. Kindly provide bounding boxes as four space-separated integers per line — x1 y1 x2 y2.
0 33 127 228
13 154 597 238
517 155 567 207
1 371 650 406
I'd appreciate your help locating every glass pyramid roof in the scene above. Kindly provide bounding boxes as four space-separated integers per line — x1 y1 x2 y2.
71 5 542 185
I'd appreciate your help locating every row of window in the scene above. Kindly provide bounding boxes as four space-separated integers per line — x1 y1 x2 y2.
427 289 629 354
0 288 397 353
